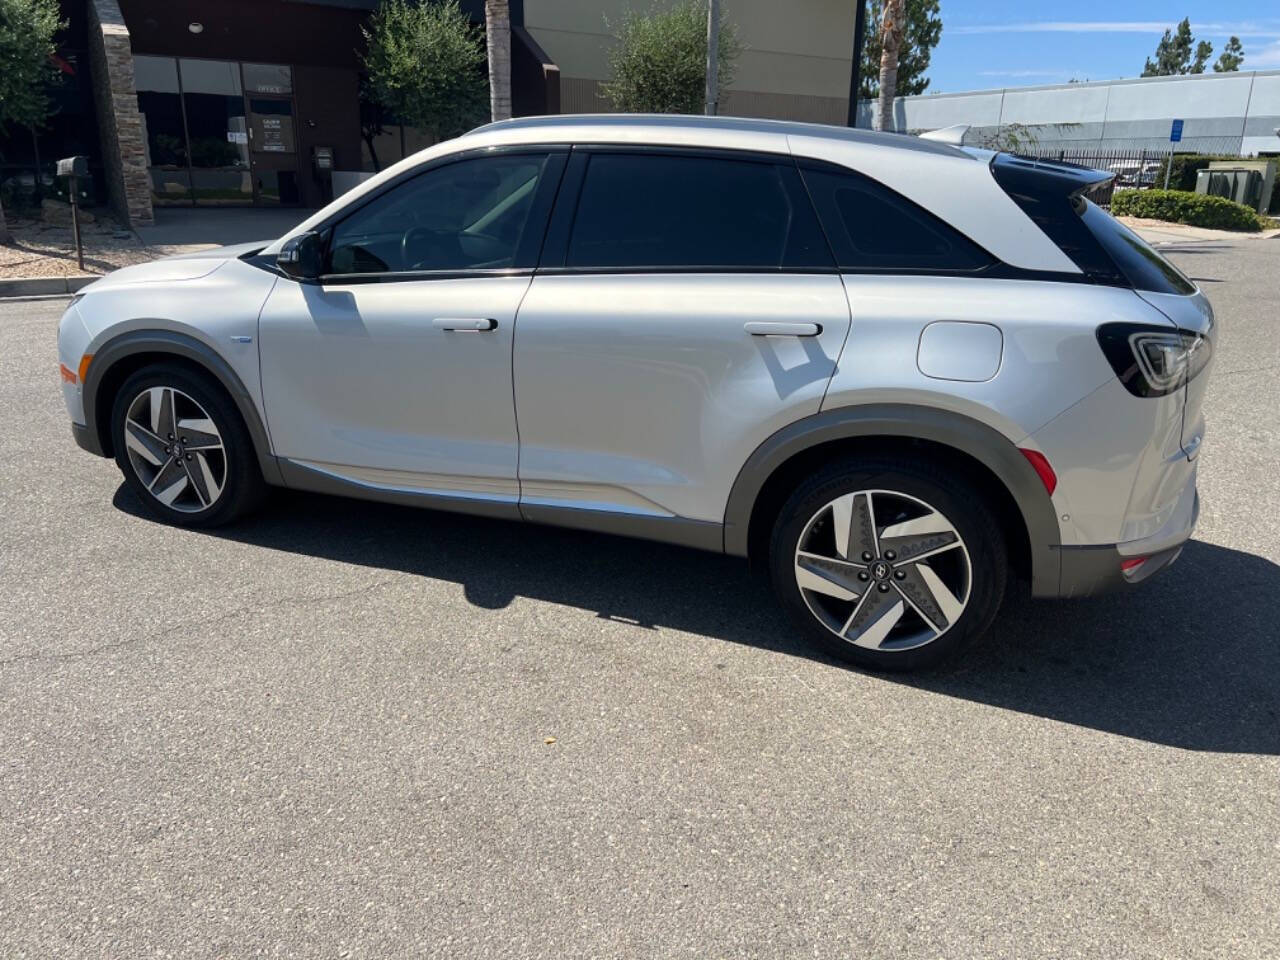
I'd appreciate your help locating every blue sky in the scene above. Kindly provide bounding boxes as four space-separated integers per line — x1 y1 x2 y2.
927 1 1280 94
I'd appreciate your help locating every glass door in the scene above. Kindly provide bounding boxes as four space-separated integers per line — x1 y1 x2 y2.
178 59 252 205
243 64 300 206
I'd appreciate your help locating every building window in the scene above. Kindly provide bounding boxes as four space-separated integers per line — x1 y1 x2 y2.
133 57 299 207
134 55 191 206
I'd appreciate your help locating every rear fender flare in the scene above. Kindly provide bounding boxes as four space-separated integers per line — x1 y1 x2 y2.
722 404 1062 597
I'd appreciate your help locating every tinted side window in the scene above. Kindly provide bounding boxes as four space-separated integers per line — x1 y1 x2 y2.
1078 199 1196 295
565 153 832 270
328 153 549 274
800 166 994 272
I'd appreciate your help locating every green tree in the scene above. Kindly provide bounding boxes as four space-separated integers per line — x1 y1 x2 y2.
601 1 741 114
1142 18 1217 76
1190 39 1213 73
0 0 64 243
1213 36 1245 72
361 0 487 156
860 0 942 100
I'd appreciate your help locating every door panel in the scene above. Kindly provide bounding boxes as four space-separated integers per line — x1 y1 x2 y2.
258 149 560 505
512 274 851 522
259 275 530 502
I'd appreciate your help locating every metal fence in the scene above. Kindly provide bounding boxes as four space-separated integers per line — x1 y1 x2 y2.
1015 147 1179 208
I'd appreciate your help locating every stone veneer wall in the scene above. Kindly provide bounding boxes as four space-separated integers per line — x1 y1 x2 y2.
87 0 153 226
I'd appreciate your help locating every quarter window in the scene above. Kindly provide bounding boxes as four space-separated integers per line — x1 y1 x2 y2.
328 153 550 275
565 153 832 270
801 166 994 272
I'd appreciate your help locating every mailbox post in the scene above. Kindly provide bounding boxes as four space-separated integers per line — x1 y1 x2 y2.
56 156 89 272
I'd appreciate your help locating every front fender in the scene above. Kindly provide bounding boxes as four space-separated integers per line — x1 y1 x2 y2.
81 329 283 485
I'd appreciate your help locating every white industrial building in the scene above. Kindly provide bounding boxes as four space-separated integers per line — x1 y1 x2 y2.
856 70 1280 157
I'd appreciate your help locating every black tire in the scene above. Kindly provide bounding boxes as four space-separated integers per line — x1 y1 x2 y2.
110 363 266 528
769 456 1007 671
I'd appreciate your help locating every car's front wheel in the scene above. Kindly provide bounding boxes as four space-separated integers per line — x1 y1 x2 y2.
770 457 1007 671
110 363 265 527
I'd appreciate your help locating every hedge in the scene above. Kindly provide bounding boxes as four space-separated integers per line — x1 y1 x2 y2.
1111 189 1266 232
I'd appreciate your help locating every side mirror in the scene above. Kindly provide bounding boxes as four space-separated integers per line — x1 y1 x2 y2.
277 231 324 280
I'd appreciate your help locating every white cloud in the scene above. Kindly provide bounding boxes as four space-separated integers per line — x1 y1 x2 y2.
952 20 1280 39
1251 40 1280 67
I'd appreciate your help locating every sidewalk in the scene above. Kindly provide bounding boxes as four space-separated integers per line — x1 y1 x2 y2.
135 207 316 250
1119 216 1280 246
0 205 316 297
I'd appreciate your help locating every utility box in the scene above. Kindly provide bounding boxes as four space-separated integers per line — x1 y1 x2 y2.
1196 159 1276 213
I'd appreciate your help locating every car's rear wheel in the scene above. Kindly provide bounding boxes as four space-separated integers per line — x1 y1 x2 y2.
769 457 1007 671
110 364 265 527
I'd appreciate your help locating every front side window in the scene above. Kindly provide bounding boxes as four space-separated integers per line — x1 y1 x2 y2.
801 166 995 273
328 153 550 275
565 153 832 270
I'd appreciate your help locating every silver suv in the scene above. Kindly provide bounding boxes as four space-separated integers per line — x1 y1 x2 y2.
58 115 1213 670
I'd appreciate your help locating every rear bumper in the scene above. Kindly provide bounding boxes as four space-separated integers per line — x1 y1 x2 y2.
71 421 105 457
1056 491 1198 597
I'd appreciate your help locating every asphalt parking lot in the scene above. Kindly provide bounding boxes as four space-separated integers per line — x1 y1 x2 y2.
2 240 1277 958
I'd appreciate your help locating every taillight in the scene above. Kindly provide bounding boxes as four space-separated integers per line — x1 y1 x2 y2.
1096 323 1211 397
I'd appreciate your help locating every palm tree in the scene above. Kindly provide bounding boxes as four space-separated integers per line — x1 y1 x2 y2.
874 0 905 132
484 0 512 122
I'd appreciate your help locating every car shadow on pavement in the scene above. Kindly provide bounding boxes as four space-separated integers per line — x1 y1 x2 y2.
114 485 1280 755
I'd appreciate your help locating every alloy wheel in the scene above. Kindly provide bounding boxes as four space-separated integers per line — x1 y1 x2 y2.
122 386 227 513
793 489 972 652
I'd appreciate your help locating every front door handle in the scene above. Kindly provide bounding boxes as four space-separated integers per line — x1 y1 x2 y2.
433 317 498 332
744 321 822 337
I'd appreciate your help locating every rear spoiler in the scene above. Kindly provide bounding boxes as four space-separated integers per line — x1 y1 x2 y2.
991 153 1114 199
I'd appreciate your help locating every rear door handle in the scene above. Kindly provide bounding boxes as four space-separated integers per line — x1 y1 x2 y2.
433 317 497 332
744 321 822 337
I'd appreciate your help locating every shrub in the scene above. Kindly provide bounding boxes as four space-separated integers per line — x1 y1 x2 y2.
602 1 742 114
361 0 487 143
1111 189 1266 232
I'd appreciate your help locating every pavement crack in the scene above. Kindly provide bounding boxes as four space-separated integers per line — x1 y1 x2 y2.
0 577 400 668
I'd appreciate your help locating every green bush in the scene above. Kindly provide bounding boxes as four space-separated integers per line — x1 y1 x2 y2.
1111 189 1266 232
601 1 742 113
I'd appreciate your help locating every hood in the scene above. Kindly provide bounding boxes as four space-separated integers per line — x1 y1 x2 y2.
82 241 269 292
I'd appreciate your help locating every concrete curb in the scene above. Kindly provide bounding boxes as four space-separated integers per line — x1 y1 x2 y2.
0 275 97 299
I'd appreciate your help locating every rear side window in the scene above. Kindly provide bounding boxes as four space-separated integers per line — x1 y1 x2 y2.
800 165 995 272
565 153 832 270
1077 199 1196 295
